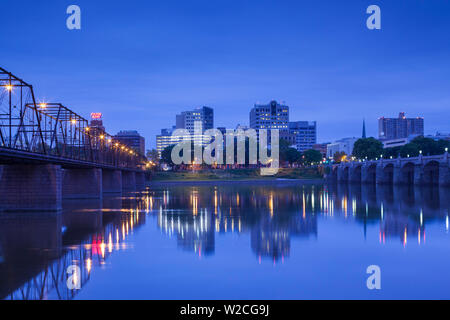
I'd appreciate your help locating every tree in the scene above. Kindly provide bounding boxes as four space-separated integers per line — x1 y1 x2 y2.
285 148 302 165
352 138 383 160
146 149 159 163
399 143 420 158
302 149 322 165
161 145 175 166
333 151 347 163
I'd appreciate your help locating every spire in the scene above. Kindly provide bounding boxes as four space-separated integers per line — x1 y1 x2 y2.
362 119 367 138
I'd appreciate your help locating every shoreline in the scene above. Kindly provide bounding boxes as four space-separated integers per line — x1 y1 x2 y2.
147 178 325 186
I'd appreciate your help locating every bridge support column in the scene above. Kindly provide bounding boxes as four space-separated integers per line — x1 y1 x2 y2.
439 163 450 187
393 165 405 185
414 165 424 185
62 168 102 199
102 169 122 193
348 165 361 183
136 172 145 189
337 166 348 183
122 171 136 191
0 164 62 211
376 165 386 184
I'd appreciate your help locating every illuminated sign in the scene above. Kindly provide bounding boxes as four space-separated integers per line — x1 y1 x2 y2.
91 112 102 119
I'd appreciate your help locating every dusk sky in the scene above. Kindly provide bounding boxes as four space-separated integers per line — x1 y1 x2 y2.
1 0 449 149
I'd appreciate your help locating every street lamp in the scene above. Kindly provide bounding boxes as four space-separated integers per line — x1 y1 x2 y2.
419 150 422 155
5 85 12 92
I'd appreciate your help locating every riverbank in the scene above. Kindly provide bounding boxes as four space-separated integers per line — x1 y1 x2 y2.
149 168 324 185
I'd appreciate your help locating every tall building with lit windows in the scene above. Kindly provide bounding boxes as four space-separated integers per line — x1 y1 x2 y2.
378 112 424 140
249 100 289 142
176 106 214 134
288 121 317 152
115 130 145 155
250 100 289 131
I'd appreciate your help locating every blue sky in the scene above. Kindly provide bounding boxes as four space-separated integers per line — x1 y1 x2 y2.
1 0 449 149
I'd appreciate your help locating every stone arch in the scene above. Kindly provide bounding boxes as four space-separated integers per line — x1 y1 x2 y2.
349 165 362 183
365 163 377 183
423 160 440 185
400 162 415 185
383 163 394 184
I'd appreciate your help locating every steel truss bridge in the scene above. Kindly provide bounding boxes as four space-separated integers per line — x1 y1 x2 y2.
0 67 146 170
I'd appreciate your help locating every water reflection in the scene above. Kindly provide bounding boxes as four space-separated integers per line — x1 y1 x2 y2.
0 183 449 299
0 193 147 300
151 183 449 259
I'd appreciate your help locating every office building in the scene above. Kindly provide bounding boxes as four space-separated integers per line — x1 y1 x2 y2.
250 100 289 131
288 121 317 152
176 106 214 134
115 130 146 155
378 112 424 140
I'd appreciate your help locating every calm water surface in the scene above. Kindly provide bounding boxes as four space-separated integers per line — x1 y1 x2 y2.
1 182 450 300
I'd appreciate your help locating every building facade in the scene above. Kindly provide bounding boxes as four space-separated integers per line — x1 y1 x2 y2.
326 137 358 159
378 112 424 140
250 100 289 133
288 121 317 152
115 130 146 155
176 106 214 134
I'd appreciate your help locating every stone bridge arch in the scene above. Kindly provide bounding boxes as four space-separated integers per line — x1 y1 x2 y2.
376 163 394 184
349 164 362 183
393 162 415 185
423 160 440 185
362 163 377 184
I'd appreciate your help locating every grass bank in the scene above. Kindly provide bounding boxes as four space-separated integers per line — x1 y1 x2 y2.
150 168 323 182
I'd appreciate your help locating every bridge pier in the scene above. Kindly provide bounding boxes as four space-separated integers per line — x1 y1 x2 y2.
414 165 425 185
102 169 122 193
0 164 62 211
337 166 349 183
136 172 146 189
122 171 136 191
62 168 103 199
348 165 362 183
376 164 390 184
439 163 450 187
361 164 376 184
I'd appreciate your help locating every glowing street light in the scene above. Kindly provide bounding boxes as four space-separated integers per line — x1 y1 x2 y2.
39 103 47 109
71 119 77 125
5 85 12 91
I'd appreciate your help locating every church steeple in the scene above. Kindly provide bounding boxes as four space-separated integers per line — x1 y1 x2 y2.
362 119 367 138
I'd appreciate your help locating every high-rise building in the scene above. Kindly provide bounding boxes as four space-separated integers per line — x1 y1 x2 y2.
156 127 178 158
288 121 317 152
89 112 106 136
250 100 289 131
115 130 145 155
378 112 424 140
176 106 214 134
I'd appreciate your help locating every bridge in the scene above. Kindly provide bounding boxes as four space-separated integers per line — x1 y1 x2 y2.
327 153 450 186
0 67 148 211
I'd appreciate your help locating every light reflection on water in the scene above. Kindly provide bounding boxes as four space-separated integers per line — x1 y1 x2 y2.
0 183 449 300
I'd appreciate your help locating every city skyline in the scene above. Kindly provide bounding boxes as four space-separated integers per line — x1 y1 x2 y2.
1 0 449 149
